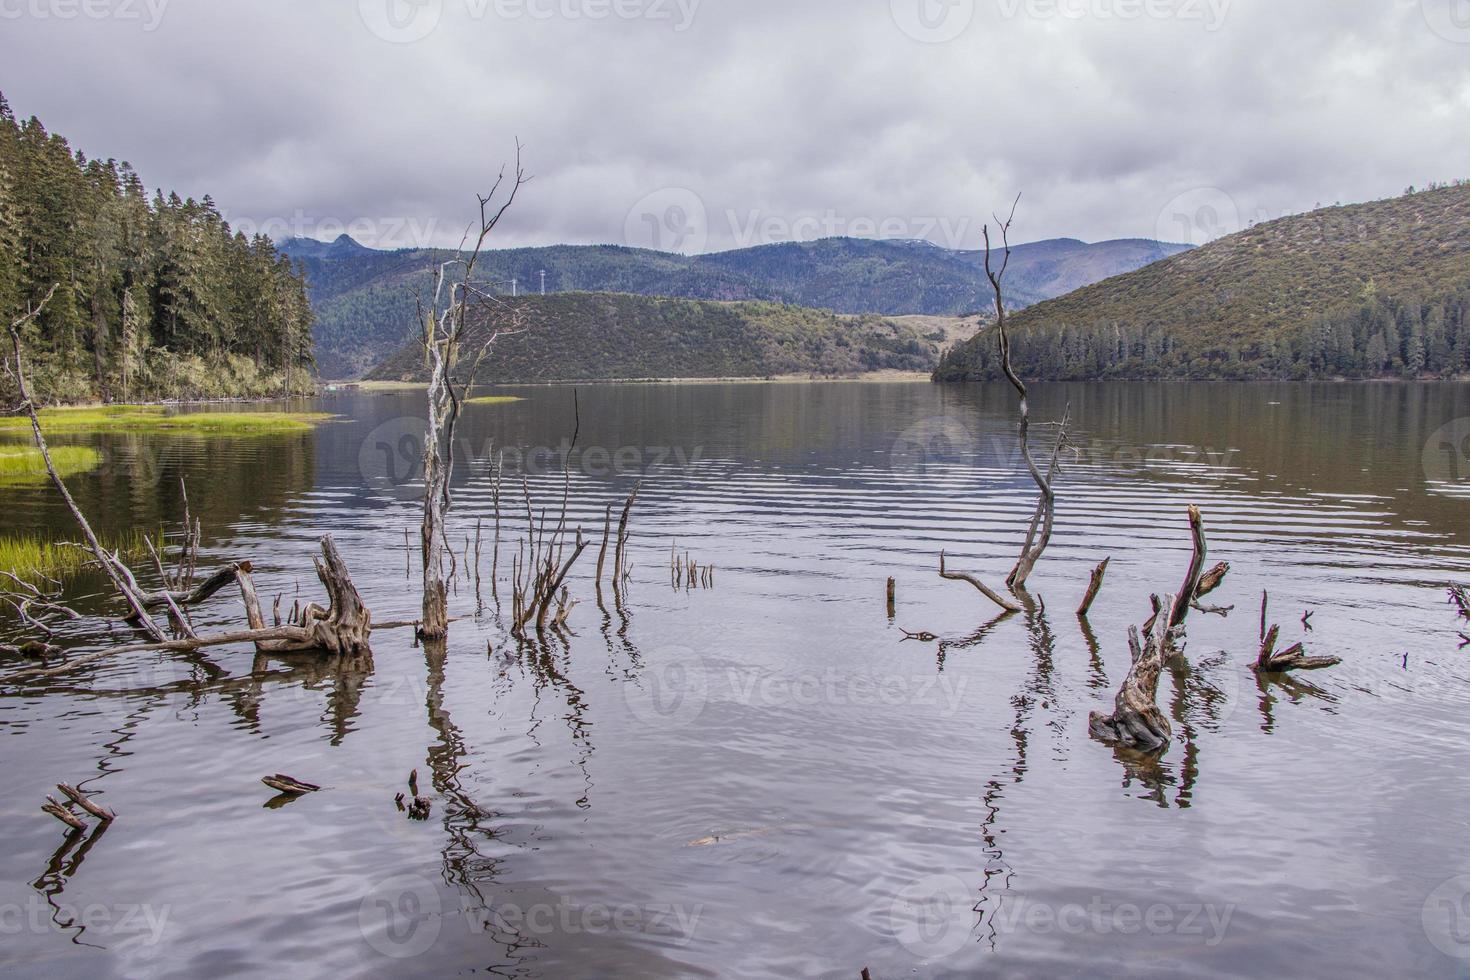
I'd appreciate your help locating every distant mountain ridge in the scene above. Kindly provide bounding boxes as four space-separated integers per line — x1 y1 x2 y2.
280 234 1191 378
936 182 1470 381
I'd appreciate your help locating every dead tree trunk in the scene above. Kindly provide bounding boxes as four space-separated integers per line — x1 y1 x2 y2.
1089 593 1180 752
5 285 166 643
418 155 530 640
982 198 1067 594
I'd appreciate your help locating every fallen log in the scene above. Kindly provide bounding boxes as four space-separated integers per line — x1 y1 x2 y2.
262 774 320 795
42 797 87 832
0 625 320 685
139 564 242 611
57 783 115 821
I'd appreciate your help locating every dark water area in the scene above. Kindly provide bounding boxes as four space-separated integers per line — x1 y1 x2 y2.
4 381 1470 978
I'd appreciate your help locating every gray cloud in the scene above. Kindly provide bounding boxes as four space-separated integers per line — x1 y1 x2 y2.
1 0 1467 251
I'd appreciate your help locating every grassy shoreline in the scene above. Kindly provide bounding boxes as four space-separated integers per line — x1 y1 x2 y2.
0 405 335 435
346 371 933 391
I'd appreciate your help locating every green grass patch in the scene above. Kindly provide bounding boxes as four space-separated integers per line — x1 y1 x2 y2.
0 445 102 485
0 529 154 585
0 405 334 435
465 396 525 406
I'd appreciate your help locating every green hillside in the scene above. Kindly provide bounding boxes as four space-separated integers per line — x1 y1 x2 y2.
365 292 965 383
936 183 1470 381
285 235 1187 379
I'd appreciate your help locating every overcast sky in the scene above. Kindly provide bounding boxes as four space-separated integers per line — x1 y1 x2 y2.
2 0 1468 252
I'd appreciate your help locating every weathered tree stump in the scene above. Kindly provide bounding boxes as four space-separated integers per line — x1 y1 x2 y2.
237 536 371 655
1089 593 1179 752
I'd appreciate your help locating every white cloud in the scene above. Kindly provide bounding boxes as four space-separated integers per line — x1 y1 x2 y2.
1 0 1466 250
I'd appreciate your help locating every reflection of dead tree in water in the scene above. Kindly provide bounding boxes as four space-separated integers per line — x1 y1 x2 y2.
971 599 1065 951
518 632 596 809
30 818 112 949
419 637 517 944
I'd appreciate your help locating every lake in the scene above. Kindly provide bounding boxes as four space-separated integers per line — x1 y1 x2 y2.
4 381 1470 978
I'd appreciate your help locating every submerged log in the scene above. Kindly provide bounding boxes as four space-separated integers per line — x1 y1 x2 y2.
261 774 320 795
1089 593 1179 752
57 783 115 821
1254 594 1341 672
42 797 87 832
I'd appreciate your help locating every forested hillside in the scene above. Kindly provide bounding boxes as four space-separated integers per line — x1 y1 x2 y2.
366 292 957 383
0 94 315 403
285 234 1187 379
936 183 1470 381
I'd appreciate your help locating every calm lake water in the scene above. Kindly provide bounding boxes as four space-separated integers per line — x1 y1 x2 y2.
4 381 1470 978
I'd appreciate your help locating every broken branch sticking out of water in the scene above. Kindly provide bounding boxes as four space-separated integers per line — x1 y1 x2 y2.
1254 590 1341 673
938 551 1023 613
1077 557 1111 618
57 783 115 821
42 796 88 832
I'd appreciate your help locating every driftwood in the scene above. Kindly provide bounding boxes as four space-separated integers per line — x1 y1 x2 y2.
57 783 115 821
1077 557 1110 618
236 537 370 655
939 551 1023 613
1089 593 1180 752
42 797 88 832
1254 591 1340 673
886 577 896 619
139 564 243 612
262 774 320 795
